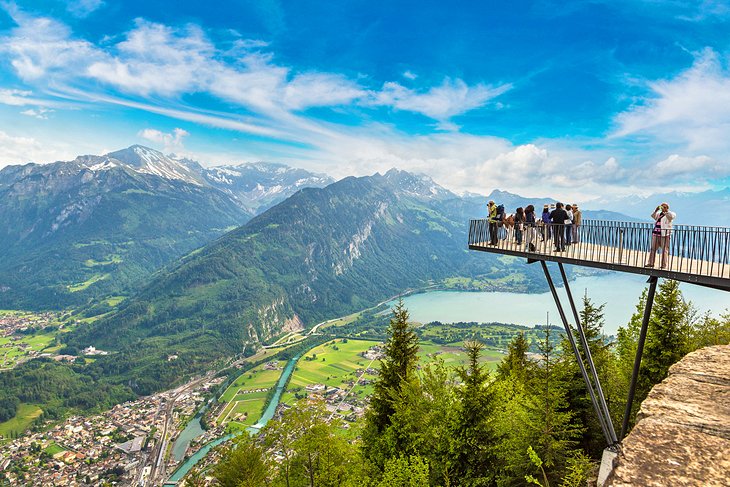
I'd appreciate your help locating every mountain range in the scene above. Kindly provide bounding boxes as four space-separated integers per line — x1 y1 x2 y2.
593 188 730 226
66 169 549 393
0 145 332 309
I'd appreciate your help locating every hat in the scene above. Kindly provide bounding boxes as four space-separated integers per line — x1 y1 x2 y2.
488 200 495 204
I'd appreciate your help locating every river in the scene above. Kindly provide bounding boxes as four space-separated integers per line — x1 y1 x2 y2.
165 353 301 484
393 272 730 335
165 271 728 482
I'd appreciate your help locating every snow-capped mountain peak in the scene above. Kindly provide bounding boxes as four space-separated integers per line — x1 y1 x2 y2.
104 145 205 185
200 161 334 214
381 168 454 200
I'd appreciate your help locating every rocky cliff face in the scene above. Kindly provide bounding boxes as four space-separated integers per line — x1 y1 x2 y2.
607 344 730 486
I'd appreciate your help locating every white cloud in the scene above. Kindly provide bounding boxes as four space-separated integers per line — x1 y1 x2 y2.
403 70 417 80
0 7 101 81
65 0 104 18
20 107 53 119
0 8 502 131
647 154 725 179
138 127 189 153
231 38 270 50
0 88 32 106
283 73 365 110
0 130 75 166
87 19 213 97
613 48 730 153
370 78 511 129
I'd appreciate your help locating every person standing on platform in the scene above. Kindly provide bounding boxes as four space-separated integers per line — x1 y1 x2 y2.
488 200 498 245
497 204 507 241
572 204 582 243
550 202 569 252
645 202 676 269
541 204 551 241
514 207 525 245
565 204 574 246
524 205 537 251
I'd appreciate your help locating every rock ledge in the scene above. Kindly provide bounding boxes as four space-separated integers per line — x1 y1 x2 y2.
607 344 730 486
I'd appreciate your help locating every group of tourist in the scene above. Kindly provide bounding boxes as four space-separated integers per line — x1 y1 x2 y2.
485 200 678 269
486 200 582 252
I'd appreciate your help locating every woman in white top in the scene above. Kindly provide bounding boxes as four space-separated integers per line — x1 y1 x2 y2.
645 202 676 269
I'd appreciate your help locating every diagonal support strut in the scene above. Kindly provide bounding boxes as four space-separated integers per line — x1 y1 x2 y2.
621 275 659 439
540 261 616 447
558 263 618 445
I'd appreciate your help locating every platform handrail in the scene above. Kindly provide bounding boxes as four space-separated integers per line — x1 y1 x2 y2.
468 218 730 281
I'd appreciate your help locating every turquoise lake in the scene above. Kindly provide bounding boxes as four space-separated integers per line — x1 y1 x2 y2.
395 272 729 335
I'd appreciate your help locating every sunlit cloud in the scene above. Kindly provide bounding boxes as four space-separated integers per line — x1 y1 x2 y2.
65 0 104 18
369 78 511 130
20 107 53 119
0 130 76 164
613 48 730 154
138 127 189 153
0 6 102 81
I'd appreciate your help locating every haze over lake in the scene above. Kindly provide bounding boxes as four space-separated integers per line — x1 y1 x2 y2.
397 271 729 336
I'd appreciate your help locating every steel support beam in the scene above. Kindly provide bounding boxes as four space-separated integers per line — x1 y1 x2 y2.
558 263 618 445
621 276 659 439
540 261 614 447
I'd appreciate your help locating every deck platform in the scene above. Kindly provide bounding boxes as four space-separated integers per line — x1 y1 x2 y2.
468 217 730 447
468 219 730 291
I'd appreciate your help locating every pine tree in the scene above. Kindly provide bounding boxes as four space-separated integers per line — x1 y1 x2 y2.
382 359 457 484
526 326 581 484
450 340 501 486
614 288 647 422
377 456 430 487
558 296 616 456
497 332 529 382
618 280 691 430
690 312 730 349
362 300 420 466
366 300 419 433
638 280 689 405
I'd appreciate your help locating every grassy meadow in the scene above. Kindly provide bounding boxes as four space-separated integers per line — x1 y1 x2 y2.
216 362 285 428
0 404 43 441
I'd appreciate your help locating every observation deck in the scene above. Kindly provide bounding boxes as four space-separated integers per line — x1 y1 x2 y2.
469 217 730 459
468 219 730 291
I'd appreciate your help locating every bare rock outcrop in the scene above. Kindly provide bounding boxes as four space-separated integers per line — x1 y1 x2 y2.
607 344 730 486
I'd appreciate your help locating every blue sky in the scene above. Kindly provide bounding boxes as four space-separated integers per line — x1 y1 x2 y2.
1 0 730 200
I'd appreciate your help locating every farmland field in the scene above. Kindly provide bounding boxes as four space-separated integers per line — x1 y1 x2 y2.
0 311 69 370
281 338 380 407
216 362 285 428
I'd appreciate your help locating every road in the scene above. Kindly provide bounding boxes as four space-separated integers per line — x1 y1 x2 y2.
140 373 213 486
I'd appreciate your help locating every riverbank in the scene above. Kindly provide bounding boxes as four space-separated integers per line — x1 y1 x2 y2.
165 353 303 483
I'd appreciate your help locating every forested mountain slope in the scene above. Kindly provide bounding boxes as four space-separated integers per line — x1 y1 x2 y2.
67 170 546 392
0 146 332 309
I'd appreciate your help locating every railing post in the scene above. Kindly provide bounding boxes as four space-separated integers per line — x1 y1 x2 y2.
618 228 624 263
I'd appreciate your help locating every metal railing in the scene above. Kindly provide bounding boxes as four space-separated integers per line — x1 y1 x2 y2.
468 219 730 280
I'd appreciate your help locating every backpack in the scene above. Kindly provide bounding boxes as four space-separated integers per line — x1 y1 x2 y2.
496 204 505 221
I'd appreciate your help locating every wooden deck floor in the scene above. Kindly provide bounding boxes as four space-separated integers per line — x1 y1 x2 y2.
470 235 730 289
